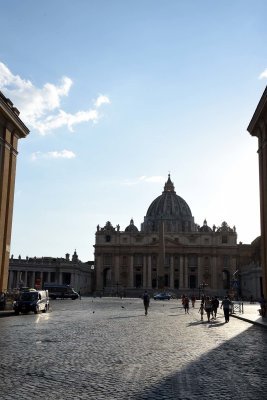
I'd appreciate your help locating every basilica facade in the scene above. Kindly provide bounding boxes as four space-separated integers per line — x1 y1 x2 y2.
94 175 240 298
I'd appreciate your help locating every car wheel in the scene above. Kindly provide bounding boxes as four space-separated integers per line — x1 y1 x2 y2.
42 306 47 313
34 307 39 314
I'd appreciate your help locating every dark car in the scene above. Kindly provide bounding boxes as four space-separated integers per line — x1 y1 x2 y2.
43 284 79 300
153 292 171 300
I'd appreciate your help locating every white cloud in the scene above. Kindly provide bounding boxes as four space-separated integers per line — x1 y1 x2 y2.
0 62 110 134
31 149 76 161
139 175 165 183
258 68 267 79
33 109 99 134
122 175 165 186
94 94 110 108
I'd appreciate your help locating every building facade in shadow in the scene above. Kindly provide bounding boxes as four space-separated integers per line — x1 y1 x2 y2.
247 86 267 299
0 92 29 292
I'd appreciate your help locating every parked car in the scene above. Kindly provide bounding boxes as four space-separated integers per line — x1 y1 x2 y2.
153 292 171 300
13 289 49 314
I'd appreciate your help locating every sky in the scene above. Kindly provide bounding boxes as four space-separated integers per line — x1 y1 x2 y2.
0 0 267 262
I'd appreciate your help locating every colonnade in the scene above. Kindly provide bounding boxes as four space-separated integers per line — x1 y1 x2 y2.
8 270 61 289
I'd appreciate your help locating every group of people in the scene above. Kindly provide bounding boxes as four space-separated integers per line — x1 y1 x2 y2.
181 293 233 323
198 296 220 322
198 295 232 323
143 291 233 323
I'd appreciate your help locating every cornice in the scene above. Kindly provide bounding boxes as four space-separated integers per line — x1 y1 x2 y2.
0 91 30 138
247 86 267 136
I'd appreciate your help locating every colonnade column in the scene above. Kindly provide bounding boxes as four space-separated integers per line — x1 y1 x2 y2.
32 272 36 288
8 270 13 289
39 271 43 288
24 271 28 287
170 255 174 289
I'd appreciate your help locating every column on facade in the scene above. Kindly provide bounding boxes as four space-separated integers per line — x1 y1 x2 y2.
179 255 184 290
170 255 174 289
114 255 120 287
212 256 217 290
198 256 202 289
184 256 188 289
95 255 102 291
129 255 134 288
142 255 147 288
147 255 152 289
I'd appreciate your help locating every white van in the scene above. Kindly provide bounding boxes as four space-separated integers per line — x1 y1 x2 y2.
13 289 50 315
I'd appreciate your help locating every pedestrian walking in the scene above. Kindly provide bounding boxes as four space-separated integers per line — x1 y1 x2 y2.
183 296 189 314
211 296 219 319
199 302 204 321
191 295 196 308
220 296 232 323
259 295 266 317
143 290 150 315
204 296 212 322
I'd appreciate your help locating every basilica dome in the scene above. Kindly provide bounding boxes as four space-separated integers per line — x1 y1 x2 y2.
125 219 139 232
141 175 196 233
199 219 212 232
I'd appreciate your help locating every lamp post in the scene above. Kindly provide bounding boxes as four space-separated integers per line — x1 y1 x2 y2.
231 270 239 300
198 282 208 299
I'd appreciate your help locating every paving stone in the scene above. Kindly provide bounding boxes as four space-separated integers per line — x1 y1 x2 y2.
0 298 267 399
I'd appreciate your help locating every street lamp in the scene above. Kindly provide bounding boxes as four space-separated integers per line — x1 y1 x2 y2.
198 282 208 299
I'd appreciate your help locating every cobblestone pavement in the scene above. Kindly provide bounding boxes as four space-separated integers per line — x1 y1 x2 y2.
0 298 267 400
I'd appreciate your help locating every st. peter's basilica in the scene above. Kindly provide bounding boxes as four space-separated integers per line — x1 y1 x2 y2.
94 175 245 298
